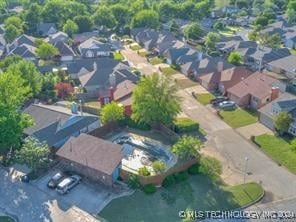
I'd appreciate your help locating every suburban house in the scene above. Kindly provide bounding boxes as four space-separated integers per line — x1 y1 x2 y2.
259 92 296 135
131 28 160 51
227 72 280 109
53 41 76 62
267 55 296 79
36 23 57 37
47 31 68 44
78 37 112 58
73 31 99 45
198 66 253 92
23 104 100 148
163 46 192 65
7 34 37 60
56 133 124 186
180 56 234 79
77 58 137 98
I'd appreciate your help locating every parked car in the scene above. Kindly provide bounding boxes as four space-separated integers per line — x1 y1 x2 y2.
218 101 236 110
21 175 30 183
210 96 229 106
47 172 64 189
56 175 81 194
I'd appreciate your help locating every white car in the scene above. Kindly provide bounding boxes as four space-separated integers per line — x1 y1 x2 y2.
56 175 81 194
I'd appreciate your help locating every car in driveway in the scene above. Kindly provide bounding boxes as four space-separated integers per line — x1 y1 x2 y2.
210 96 229 106
47 172 64 189
56 175 81 194
218 101 236 110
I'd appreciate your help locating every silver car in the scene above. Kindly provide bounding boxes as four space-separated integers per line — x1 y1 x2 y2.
56 175 81 194
218 101 236 110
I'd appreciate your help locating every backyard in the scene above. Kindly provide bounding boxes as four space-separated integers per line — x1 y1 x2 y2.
254 134 296 174
99 175 263 222
113 51 125 61
196 93 215 105
219 108 258 128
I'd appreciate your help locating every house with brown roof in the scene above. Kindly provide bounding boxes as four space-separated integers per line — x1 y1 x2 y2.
56 133 124 186
198 66 253 92
227 72 280 109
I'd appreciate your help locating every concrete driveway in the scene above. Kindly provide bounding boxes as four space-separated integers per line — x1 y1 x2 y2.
32 170 116 214
236 122 273 139
0 167 98 222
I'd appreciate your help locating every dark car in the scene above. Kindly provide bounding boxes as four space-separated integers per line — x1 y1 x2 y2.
47 172 64 189
21 175 30 183
210 96 229 106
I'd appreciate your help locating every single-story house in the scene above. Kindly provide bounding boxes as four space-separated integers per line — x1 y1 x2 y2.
47 31 68 44
78 37 112 58
227 72 280 109
53 41 75 62
259 92 296 135
198 66 253 92
56 133 124 186
73 31 99 45
23 104 100 148
8 43 37 61
78 58 137 98
36 23 57 37
8 34 36 52
267 55 296 79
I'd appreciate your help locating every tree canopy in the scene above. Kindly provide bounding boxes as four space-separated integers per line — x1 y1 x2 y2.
171 135 201 160
100 101 124 124
227 51 243 65
132 73 181 126
131 10 160 29
274 112 293 135
184 22 204 40
36 42 59 60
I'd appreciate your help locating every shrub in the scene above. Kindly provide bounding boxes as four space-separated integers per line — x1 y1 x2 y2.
142 184 157 194
119 117 151 131
127 174 141 189
174 172 188 182
187 163 199 175
138 166 151 176
174 118 199 133
152 160 166 173
162 174 176 188
199 156 222 181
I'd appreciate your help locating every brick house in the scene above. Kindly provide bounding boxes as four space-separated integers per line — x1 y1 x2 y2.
56 133 124 186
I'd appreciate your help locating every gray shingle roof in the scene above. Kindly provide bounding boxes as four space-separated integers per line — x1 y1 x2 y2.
54 41 75 56
23 104 99 147
36 23 57 36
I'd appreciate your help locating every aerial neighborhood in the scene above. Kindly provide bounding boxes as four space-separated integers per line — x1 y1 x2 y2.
0 0 296 222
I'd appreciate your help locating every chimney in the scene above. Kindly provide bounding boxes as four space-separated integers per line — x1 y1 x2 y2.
109 87 114 101
217 61 224 73
271 87 280 101
109 72 116 87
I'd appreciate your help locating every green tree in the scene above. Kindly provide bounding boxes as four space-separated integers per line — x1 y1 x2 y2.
36 42 58 60
170 20 181 36
205 32 220 51
152 160 166 173
38 72 59 103
138 166 151 176
248 31 258 41
16 137 50 171
73 15 93 33
4 24 22 43
63 19 78 37
290 139 296 153
171 135 201 160
100 101 124 124
0 73 33 150
93 6 117 29
132 73 181 126
214 22 224 31
6 60 42 97
227 51 243 65
110 4 130 31
4 16 23 30
0 55 23 72
131 10 160 29
24 3 42 34
183 22 204 40
274 112 293 135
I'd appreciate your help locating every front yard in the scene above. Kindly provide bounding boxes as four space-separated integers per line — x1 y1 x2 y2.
219 108 258 128
196 93 215 105
99 175 263 222
175 78 197 89
113 51 124 61
254 134 296 174
148 57 165 65
161 67 178 75
130 44 142 51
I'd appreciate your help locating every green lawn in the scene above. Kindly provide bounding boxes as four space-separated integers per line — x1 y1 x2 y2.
0 216 15 222
254 134 296 174
130 44 142 51
113 51 124 61
149 57 165 65
138 50 148 57
161 67 178 75
215 0 230 9
196 93 215 105
175 78 197 89
219 108 258 128
290 49 296 55
99 175 263 222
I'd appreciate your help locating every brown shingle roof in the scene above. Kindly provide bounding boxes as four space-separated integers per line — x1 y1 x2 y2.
227 72 277 99
56 134 123 175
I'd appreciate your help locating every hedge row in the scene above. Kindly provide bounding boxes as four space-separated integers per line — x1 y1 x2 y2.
174 118 199 133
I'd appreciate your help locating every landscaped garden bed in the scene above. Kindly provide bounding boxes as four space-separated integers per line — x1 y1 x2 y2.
254 134 296 174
